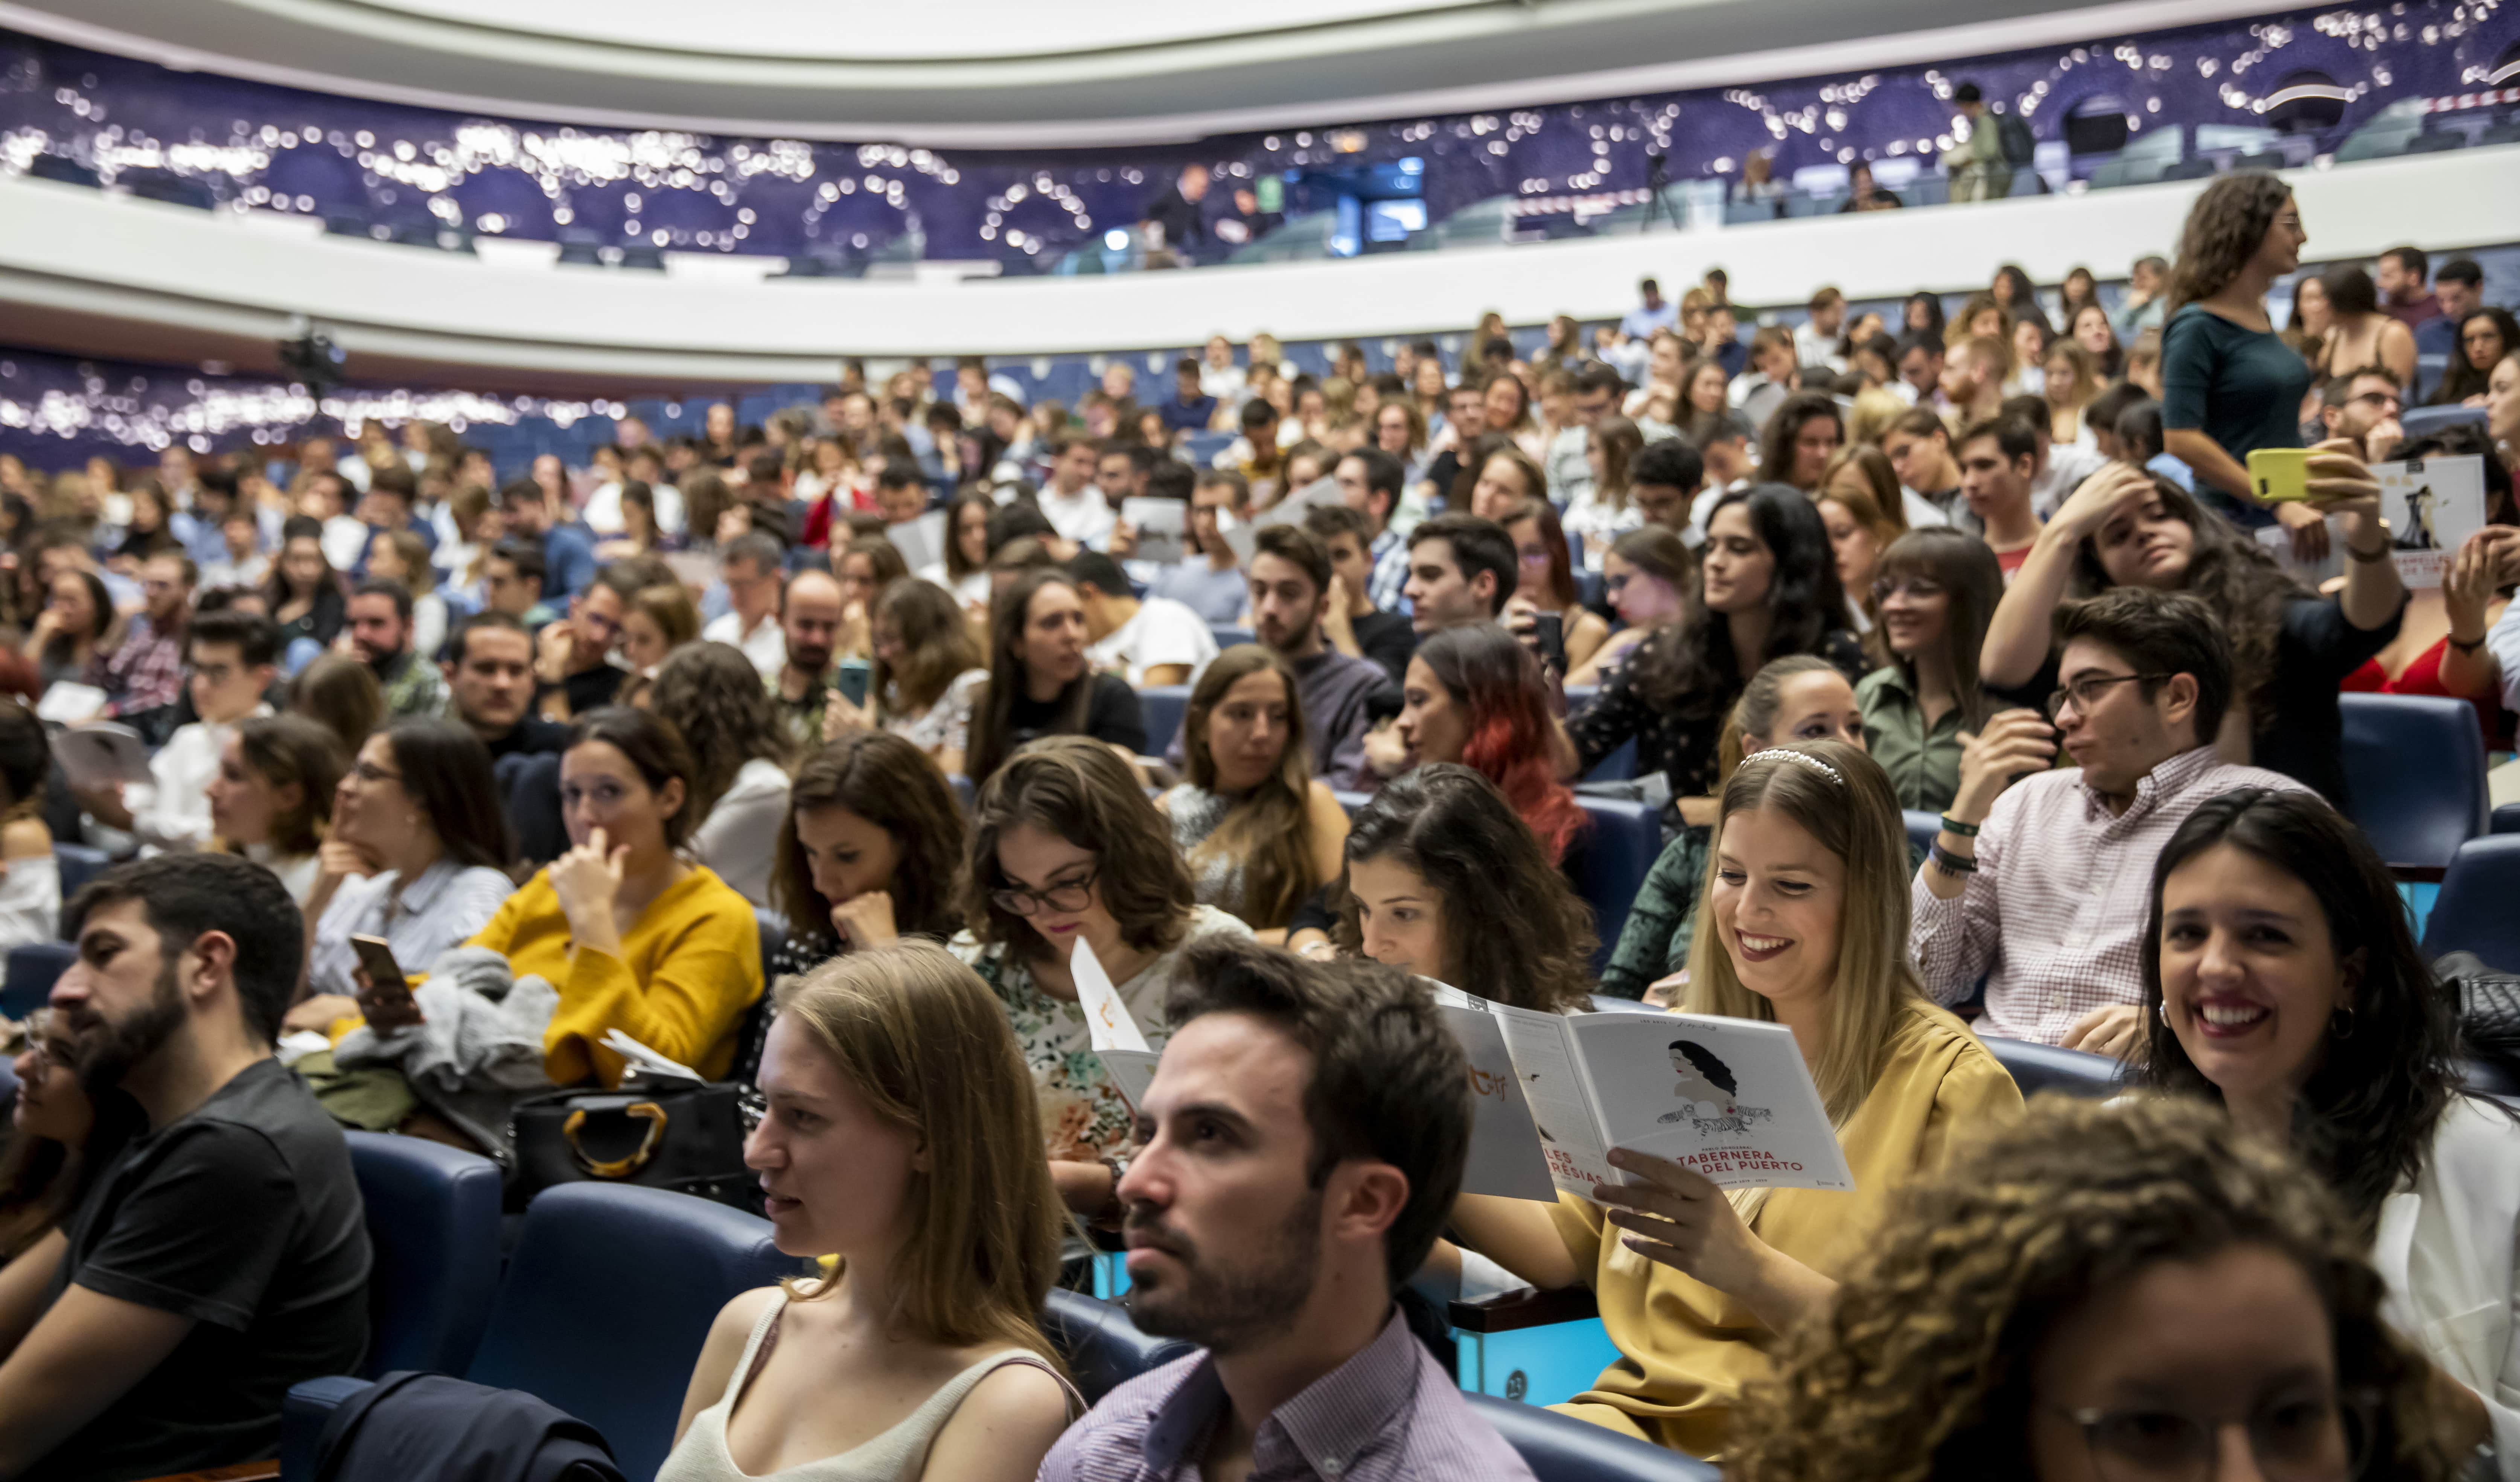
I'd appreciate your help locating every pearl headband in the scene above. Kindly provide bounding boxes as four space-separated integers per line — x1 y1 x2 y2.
1755 748 1844 786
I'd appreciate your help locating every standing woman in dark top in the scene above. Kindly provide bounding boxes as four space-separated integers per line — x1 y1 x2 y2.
265 515 346 652
964 568 1146 785
1983 460 2401 809
2157 173 2324 555
1567 484 1868 827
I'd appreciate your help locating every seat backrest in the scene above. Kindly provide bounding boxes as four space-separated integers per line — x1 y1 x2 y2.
467 1183 802 1482
495 751 570 866
343 1131 504 1378
1571 797 1663 974
2337 693 2486 870
1902 810 1940 857
1464 1392 1720 1481
1209 625 1255 650
1137 685 1192 757
1040 1287 1200 1404
2399 404 2488 440
52 843 108 900
2423 835 2520 973
1979 1036 2124 1100
0 942 76 1021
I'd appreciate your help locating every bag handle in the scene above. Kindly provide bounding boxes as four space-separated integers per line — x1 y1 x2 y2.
562 1100 668 1178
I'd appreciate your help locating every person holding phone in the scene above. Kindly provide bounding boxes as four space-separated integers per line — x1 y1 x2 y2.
1499 498 1608 677
1981 459 2402 809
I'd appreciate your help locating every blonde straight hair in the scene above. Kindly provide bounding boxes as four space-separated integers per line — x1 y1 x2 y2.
772 943 1067 1367
1682 739 1922 1124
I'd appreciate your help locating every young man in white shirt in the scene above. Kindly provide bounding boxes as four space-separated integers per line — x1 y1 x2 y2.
698 532 788 678
1066 551 1217 687
75 609 277 853
1037 436 1116 550
1795 286 1850 372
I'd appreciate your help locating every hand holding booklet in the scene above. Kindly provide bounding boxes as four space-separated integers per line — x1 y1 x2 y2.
1427 984 1853 1200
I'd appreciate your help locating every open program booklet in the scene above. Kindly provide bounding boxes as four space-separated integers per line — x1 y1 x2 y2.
1427 984 1854 1202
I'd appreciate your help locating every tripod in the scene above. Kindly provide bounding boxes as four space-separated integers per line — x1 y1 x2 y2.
1640 151 1677 233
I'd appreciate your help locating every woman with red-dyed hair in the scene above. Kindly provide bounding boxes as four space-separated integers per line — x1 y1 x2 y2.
1397 622 1591 870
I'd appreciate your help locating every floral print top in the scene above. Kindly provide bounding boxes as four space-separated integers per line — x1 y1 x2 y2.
947 905 1253 1162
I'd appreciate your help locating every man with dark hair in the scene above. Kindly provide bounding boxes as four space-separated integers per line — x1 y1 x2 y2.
1621 275 1676 339
1302 504 1418 682
770 567 847 749
1217 396 1282 481
869 459 930 528
1630 438 1704 532
1040 435 1115 550
1066 550 1216 688
76 610 280 851
347 578 446 718
1893 329 1947 414
699 530 788 678
2376 244 2436 330
0 854 367 1481
1686 415 1758 529
93 552 196 733
1403 514 1515 633
448 610 568 760
1797 286 1849 372
1955 417 2043 578
357 463 437 561
1545 362 1625 506
2317 364 2407 462
1940 81 2011 201
1334 448 1412 614
1159 356 1219 434
482 536 557 631
1413 377 1488 510
1912 586 2314 1052
497 477 596 599
1997 393 2107 520
1159 524 1392 787
1144 470 1251 623
1041 938 1529 1482
2421 256 2485 369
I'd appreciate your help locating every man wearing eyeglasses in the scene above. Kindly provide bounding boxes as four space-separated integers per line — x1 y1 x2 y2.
2316 366 2407 465
1909 587 2313 1055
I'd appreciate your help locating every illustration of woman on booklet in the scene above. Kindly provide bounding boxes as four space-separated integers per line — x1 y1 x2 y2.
1665 1040 1737 1113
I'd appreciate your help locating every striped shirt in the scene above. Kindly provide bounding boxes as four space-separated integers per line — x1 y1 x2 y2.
1037 1309 1534 1482
1909 745 2312 1045
308 858 517 1000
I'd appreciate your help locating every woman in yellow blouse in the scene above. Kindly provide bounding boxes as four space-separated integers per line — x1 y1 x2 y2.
1452 739 2022 1461
468 707 764 1086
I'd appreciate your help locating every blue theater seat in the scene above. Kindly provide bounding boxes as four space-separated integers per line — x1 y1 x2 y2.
1040 1287 1198 1403
2399 404 2485 440
1977 1036 2124 1100
1570 798 1662 974
285 1183 802 1482
341 1132 503 1378
1903 810 1940 856
1138 685 1191 756
2338 694 2487 873
52 844 109 900
2422 835 2520 973
0 943 74 1021
1466 1392 1721 1480
1210 625 1255 650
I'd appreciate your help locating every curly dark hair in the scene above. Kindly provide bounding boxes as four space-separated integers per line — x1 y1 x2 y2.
771 731 966 944
647 641 795 821
1730 1098 2463 1482
962 735 1195 965
2067 471 2303 742
2136 787 2466 1229
2166 172 2294 314
1755 392 1845 494
1630 484 1847 720
1330 764 1594 1014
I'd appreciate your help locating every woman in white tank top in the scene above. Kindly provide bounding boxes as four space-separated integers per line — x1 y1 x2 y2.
659 944 1080 1482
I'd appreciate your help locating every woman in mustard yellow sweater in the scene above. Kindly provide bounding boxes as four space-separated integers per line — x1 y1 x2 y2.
469 707 764 1086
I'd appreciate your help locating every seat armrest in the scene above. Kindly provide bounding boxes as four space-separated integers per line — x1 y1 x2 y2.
281 1375 375 1482
1448 1285 1602 1334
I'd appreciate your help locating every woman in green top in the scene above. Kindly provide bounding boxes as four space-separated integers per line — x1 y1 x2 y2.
1855 528 2006 813
1597 656 1862 1001
2157 172 2322 555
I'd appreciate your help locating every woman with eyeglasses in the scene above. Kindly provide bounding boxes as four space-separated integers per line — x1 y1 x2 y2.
949 737 1251 1220
0 1010 144 1264
1857 529 2008 813
285 717 516 1034
1728 1097 2469 1482
1983 458 2403 809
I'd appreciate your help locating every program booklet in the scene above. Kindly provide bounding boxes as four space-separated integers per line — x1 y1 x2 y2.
1119 498 1189 565
1429 984 1854 1199
2250 452 2487 590
1073 938 1160 1114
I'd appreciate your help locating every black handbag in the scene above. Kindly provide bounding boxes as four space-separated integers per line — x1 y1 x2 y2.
507 1083 756 1212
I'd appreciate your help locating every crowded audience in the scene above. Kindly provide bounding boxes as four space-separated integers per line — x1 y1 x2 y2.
0 189 2515 1482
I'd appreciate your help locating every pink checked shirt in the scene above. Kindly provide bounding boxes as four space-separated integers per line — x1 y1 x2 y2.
1909 745 2313 1046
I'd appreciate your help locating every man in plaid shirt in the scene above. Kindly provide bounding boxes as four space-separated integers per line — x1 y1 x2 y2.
90 553 195 735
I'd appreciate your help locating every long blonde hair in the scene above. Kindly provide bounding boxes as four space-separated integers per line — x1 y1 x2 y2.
1683 739 1920 1123
772 943 1066 1365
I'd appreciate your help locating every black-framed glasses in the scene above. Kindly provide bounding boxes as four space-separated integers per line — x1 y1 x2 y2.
2347 390 2402 412
2046 672 2172 722
2054 1386 2379 1482
991 867 1099 917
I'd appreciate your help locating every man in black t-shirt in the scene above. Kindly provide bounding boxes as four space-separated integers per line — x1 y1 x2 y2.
0 854 367 1482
